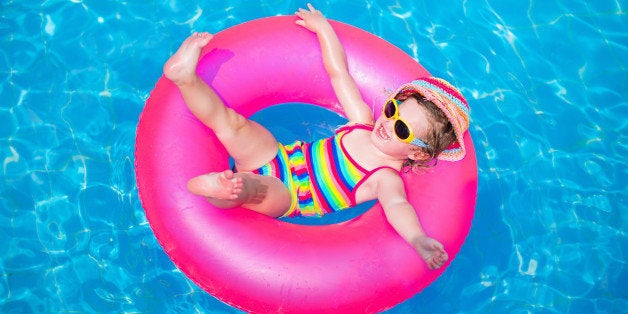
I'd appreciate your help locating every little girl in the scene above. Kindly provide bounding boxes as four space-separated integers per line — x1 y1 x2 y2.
162 4 469 270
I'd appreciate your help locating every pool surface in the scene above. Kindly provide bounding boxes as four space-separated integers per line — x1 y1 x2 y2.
1 0 626 313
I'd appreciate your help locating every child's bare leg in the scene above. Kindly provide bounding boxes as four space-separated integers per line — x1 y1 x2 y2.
187 170 291 218
164 32 278 171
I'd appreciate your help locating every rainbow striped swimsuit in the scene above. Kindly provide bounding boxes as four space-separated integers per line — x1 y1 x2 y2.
251 124 383 217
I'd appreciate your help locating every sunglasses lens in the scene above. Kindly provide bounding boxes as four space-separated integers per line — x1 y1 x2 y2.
394 120 411 140
384 100 396 118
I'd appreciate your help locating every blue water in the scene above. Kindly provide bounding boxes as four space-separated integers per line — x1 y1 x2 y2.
1 0 626 313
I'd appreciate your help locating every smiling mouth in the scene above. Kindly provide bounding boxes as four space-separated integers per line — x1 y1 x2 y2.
377 124 391 141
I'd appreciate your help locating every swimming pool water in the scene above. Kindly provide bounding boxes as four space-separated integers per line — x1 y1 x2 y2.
1 0 626 313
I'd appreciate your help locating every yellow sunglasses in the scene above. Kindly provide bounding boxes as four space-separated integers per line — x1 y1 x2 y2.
382 99 430 148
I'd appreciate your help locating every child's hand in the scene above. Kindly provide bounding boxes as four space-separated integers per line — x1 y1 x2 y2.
414 236 449 270
295 3 331 33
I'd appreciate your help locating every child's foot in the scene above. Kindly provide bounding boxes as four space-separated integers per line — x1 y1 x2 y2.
415 236 449 270
163 32 213 85
187 170 243 201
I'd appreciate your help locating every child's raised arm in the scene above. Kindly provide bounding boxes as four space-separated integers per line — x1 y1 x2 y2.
295 4 373 124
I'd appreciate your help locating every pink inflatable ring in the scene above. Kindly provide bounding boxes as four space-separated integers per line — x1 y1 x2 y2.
135 16 477 313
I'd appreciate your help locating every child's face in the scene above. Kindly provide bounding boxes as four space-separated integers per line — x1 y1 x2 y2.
371 97 431 159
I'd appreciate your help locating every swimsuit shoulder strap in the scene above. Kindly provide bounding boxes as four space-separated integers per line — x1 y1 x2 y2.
353 166 400 196
335 123 374 134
